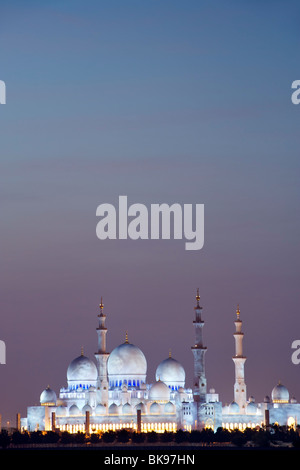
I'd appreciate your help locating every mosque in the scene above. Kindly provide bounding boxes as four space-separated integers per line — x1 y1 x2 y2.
21 291 300 433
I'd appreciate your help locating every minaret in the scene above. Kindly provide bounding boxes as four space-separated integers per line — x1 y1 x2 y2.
232 305 247 411
191 289 207 402
94 297 109 402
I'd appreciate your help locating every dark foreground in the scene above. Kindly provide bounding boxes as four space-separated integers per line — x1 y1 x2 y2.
0 426 299 464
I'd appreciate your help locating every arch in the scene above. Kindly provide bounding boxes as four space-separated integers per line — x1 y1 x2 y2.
205 418 214 430
69 404 80 416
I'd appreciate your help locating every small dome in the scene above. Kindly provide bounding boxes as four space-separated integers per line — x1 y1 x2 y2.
164 401 175 413
291 397 297 404
264 395 270 403
69 404 80 416
67 354 97 384
228 401 240 414
95 404 106 415
150 402 161 414
155 356 185 388
108 403 119 415
122 403 133 414
272 382 289 403
40 386 57 405
246 402 257 415
149 380 170 402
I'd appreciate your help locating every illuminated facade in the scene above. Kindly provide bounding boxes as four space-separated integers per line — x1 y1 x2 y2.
21 292 300 433
222 307 300 430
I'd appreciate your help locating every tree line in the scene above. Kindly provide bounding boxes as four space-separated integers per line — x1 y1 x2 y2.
0 425 299 449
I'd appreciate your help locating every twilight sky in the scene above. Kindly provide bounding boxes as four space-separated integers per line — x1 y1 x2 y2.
0 1 299 425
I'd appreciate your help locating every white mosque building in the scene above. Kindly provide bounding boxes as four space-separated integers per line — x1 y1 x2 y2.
21 291 300 433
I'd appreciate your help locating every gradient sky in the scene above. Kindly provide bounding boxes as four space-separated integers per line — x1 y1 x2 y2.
0 1 299 425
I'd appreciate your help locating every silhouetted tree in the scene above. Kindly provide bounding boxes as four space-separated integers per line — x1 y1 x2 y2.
189 430 202 443
131 432 146 443
30 431 44 444
116 429 130 443
73 431 86 444
252 429 270 448
90 433 100 443
200 428 214 444
0 430 10 449
101 430 116 443
242 427 255 443
43 431 60 444
147 431 158 442
11 430 30 445
215 427 231 443
159 431 173 443
292 437 300 448
175 429 188 443
231 430 247 447
60 431 74 444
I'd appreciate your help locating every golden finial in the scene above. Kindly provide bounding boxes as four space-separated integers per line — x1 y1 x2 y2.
125 331 129 344
195 288 202 309
169 349 172 358
81 346 84 356
99 297 104 311
236 304 240 318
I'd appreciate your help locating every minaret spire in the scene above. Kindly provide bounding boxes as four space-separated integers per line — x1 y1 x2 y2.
232 304 247 411
96 297 107 353
196 288 201 309
94 296 109 403
191 288 207 404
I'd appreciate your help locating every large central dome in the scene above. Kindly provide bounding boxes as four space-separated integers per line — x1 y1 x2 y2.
107 340 147 387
